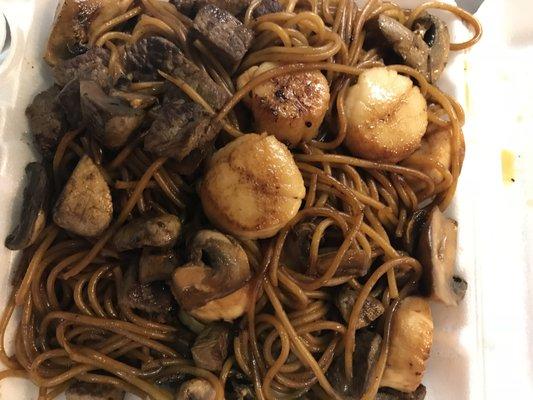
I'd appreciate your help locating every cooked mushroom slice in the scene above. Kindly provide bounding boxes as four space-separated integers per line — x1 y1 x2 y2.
335 284 385 328
144 100 220 161
313 248 371 278
192 322 230 372
65 381 124 400
226 369 255 400
139 249 180 283
53 156 113 237
380 297 433 393
376 385 427 400
177 379 216 400
53 47 110 88
200 134 306 239
417 206 467 306
401 208 429 254
44 0 102 65
45 1 130 66
171 0 281 18
80 80 145 149
329 331 382 397
26 85 67 159
376 15 430 79
344 67 428 163
193 5 254 70
172 230 252 322
112 214 181 252
412 13 450 82
5 163 49 250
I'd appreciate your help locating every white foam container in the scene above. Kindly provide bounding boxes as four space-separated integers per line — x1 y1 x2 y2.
0 0 531 399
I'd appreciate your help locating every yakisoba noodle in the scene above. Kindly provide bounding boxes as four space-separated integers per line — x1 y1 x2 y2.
0 0 481 399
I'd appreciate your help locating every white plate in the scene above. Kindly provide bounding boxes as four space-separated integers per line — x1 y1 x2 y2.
0 1 531 399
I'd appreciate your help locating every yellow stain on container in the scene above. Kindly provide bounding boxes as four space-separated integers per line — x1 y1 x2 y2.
500 149 516 184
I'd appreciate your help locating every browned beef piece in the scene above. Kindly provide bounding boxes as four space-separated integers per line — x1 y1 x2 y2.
124 36 229 110
52 47 110 88
124 281 176 314
253 0 282 18
57 79 82 128
144 100 220 161
193 5 253 70
65 381 124 400
171 0 281 18
25 85 67 159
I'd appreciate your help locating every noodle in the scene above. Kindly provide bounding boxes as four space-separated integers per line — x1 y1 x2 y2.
0 0 481 398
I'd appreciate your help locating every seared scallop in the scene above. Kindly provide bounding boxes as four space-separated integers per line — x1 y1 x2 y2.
199 134 305 239
237 63 330 146
380 296 433 392
344 67 428 163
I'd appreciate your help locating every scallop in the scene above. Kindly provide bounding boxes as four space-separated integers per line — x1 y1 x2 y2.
344 67 428 163
199 134 305 239
237 62 330 146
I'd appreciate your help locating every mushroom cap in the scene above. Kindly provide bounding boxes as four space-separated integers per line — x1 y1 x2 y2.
417 206 466 306
172 230 252 322
199 134 305 239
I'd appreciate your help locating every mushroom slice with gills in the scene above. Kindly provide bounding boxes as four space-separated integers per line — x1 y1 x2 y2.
53 156 113 237
5 163 49 250
138 249 180 284
112 214 181 252
172 230 252 322
401 208 430 254
144 100 220 162
193 5 254 70
191 322 231 372
376 15 431 80
380 296 433 393
65 381 124 400
45 0 131 66
343 67 428 163
376 385 427 400
177 379 216 400
335 284 385 329
416 206 467 306
412 13 450 83
311 248 371 278
80 80 145 149
328 331 382 397
199 134 306 239
236 62 330 146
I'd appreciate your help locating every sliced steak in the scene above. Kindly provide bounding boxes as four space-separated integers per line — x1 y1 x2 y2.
171 0 281 18
26 85 67 160
57 79 82 128
53 47 110 89
144 100 220 161
124 36 229 110
53 156 113 237
80 80 144 148
193 5 254 70
65 381 124 400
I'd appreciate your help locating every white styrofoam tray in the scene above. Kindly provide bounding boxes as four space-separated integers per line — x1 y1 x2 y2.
0 0 531 399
